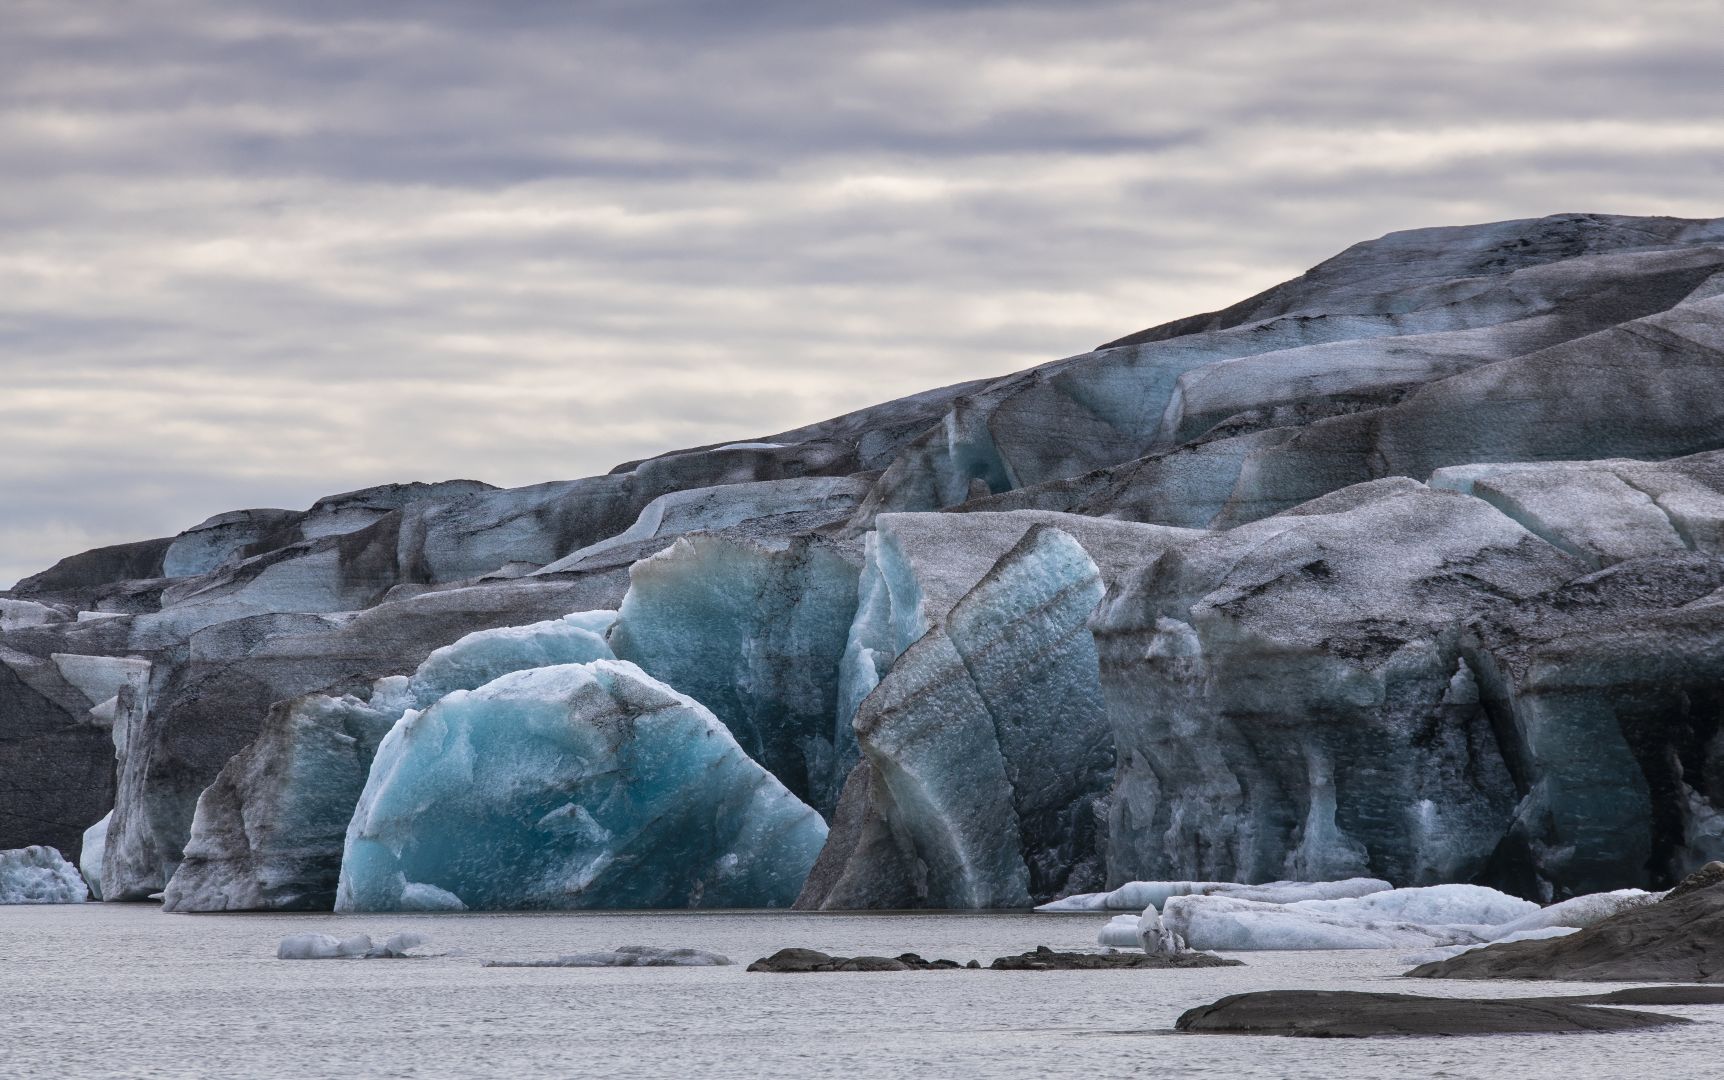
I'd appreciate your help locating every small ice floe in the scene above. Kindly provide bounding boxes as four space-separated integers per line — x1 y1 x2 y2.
0 846 89 905
482 945 731 968
1092 881 1670 955
1039 877 1393 913
277 932 431 959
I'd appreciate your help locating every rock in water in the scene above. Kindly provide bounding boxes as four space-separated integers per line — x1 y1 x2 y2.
746 948 972 972
335 660 827 911
989 945 1239 970
1407 863 1724 981
1174 990 1687 1037
0 845 88 904
484 946 731 968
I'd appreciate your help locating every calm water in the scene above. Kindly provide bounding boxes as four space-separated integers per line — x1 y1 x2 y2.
3 904 1721 1079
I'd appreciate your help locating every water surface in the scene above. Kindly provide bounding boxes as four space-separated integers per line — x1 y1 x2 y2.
3 905 1719 1078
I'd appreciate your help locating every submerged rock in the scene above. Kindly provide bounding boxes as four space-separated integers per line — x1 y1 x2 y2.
1174 989 1688 1037
483 946 731 968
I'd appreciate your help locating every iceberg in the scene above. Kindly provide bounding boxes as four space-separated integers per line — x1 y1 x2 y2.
79 813 110 901
164 612 618 912
1038 877 1394 912
0 846 88 904
276 931 430 959
336 660 827 911
1096 907 1190 955
482 946 732 967
1159 884 1539 951
1487 888 1663 936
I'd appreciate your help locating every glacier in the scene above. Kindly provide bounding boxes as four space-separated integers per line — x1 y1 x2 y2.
3 212 1723 914
336 660 827 911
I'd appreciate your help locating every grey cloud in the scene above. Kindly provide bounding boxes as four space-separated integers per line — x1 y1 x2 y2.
3 0 1722 586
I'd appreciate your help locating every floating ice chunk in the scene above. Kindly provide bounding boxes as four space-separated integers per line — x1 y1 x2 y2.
1487 888 1663 936
80 814 110 902
482 946 732 967
1287 883 1537 927
1137 906 1188 956
276 931 431 959
1097 914 1143 948
1399 926 1580 966
0 846 88 904
1038 877 1394 912
1159 885 1538 951
399 881 467 912
277 933 369 959
1096 907 1189 954
336 660 827 911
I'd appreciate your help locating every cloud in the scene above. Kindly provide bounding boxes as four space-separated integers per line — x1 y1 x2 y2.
2 0 1721 586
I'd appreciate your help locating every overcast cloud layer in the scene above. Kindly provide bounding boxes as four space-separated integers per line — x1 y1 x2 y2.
3 0 1722 586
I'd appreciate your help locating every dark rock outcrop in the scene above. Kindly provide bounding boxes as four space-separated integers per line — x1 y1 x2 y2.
989 945 1240 970
1174 989 1689 1037
746 948 974 972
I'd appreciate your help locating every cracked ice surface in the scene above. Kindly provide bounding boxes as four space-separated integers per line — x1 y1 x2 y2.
336 660 827 911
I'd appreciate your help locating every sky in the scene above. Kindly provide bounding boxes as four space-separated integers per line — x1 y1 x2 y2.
3 0 1722 587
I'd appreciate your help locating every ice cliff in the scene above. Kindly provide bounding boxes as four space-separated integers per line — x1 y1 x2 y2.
5 211 1724 910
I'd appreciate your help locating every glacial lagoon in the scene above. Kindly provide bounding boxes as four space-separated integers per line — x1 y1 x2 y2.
5 905 1721 1080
